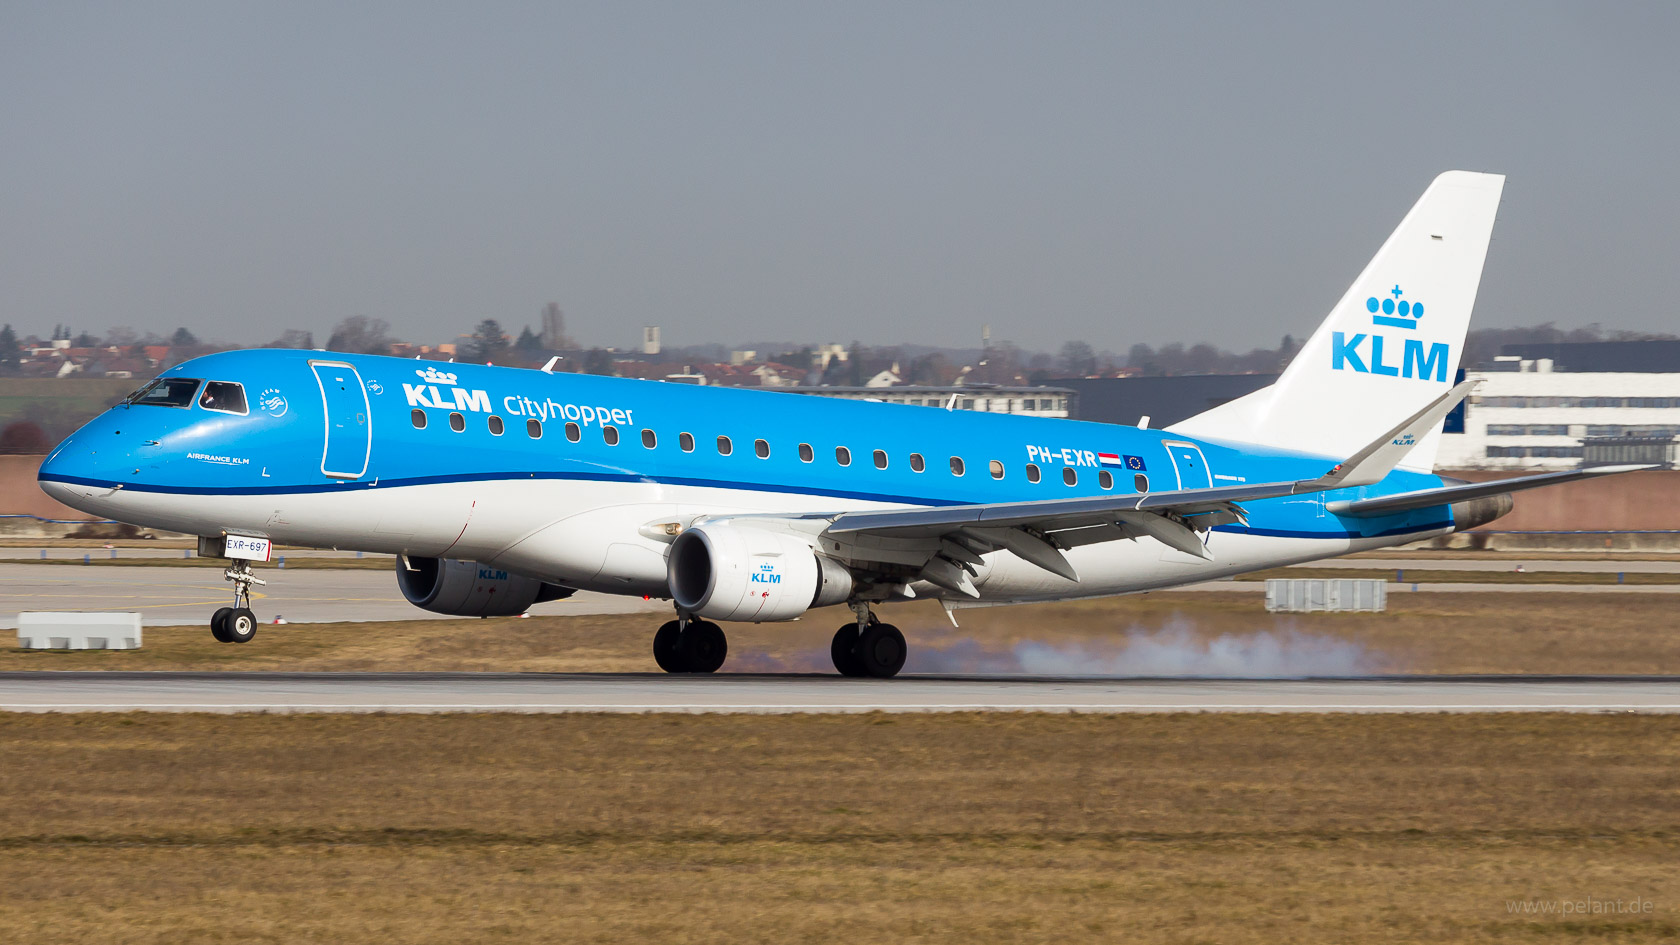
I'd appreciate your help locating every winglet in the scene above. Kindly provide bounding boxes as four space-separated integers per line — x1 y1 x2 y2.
1297 379 1477 490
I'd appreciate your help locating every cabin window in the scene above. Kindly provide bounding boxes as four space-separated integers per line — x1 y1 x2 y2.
126 376 201 408
488 415 504 436
836 446 852 466
989 460 1004 480
755 439 770 459
679 432 695 452
603 425 620 446
909 452 925 473
448 412 465 433
873 449 888 469
798 443 814 463
1098 470 1114 490
717 435 733 456
527 418 542 438
1063 467 1077 486
411 409 427 430
949 457 965 477
1134 473 1149 492
565 422 580 442
199 381 248 415
1026 463 1041 483
641 429 657 449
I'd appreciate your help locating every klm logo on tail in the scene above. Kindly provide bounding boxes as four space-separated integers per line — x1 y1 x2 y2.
1331 285 1448 381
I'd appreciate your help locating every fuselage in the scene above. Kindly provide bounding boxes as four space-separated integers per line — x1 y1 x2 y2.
37 348 1457 605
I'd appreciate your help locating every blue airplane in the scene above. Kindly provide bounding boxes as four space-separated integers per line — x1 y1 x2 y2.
37 171 1641 676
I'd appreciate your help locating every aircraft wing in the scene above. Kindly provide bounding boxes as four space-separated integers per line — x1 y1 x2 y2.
812 479 1306 594
1327 464 1653 517
702 384 1501 598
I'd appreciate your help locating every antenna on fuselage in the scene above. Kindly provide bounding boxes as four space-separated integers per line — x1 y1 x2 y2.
540 356 561 374
945 393 959 411
1137 416 1151 429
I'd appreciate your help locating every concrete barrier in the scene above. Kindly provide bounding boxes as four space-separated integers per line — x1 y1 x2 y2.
1265 579 1386 613
17 612 142 650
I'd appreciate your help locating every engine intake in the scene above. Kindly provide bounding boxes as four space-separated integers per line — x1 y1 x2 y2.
668 525 853 622
396 557 574 617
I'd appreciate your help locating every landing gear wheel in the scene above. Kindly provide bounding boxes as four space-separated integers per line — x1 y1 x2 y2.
831 624 866 677
223 607 258 644
679 620 728 674
857 623 906 678
210 607 234 643
653 620 687 673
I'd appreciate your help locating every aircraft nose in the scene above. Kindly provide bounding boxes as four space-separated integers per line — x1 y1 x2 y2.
35 431 122 517
36 446 84 505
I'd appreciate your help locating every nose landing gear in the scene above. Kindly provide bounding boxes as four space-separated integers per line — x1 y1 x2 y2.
209 558 265 644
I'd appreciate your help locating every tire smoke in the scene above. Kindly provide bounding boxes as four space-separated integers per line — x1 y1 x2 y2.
904 622 1380 677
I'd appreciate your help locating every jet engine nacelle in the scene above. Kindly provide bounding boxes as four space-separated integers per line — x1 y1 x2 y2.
667 525 853 622
395 556 575 617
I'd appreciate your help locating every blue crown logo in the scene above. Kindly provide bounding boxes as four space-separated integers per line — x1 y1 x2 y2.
1366 285 1423 330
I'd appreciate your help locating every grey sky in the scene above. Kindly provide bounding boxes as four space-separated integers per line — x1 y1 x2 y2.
3 2 1676 353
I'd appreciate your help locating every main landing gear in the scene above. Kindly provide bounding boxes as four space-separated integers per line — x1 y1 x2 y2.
210 559 266 644
648 603 908 678
830 602 906 679
653 617 728 673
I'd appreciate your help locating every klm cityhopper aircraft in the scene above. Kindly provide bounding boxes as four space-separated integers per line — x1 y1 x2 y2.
38 171 1641 676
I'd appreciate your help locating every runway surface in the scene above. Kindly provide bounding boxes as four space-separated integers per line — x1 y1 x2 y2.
3 672 1678 713
0 564 667 629
9 561 1680 630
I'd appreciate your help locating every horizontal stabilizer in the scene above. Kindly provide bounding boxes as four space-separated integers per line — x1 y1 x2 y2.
1327 465 1654 517
1297 380 1477 489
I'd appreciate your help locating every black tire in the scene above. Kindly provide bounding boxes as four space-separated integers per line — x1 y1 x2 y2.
653 620 687 673
210 607 233 643
857 623 907 678
224 607 258 644
680 620 728 674
831 624 866 677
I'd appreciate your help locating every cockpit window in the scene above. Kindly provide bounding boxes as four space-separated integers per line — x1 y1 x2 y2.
199 381 248 415
125 377 201 408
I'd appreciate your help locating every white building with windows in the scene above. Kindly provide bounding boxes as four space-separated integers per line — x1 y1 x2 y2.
789 385 1072 419
1436 362 1680 470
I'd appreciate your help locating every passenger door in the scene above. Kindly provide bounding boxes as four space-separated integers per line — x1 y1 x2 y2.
311 361 371 479
1162 441 1212 490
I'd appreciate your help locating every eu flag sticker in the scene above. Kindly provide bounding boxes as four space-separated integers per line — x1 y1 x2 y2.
1124 454 1146 471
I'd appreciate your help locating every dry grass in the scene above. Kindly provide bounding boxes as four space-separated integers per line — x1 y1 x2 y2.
0 712 1675 943
5 591 1680 675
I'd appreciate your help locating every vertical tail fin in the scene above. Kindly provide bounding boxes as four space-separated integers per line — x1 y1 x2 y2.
1168 171 1505 471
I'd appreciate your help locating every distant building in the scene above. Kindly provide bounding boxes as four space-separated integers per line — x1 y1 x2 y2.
1436 364 1680 469
788 385 1072 418
1056 374 1278 429
814 344 848 369
1495 340 1680 374
641 326 661 356
1582 435 1679 468
541 303 567 350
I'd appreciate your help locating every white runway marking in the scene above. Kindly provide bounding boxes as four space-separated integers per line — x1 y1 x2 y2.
4 674 1680 714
